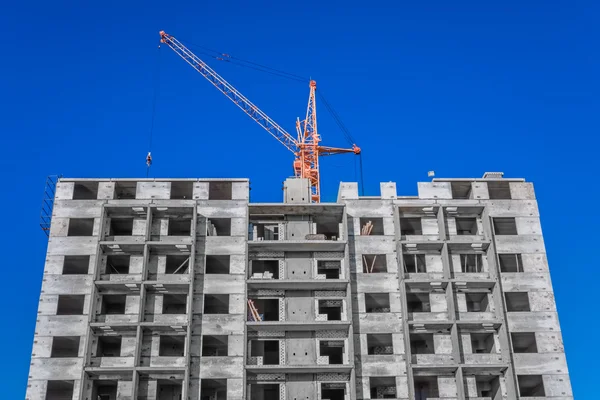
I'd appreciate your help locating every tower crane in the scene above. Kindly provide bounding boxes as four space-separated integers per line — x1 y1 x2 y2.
159 31 360 202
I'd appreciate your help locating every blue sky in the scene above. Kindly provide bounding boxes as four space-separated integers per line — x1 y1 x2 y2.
1 0 598 398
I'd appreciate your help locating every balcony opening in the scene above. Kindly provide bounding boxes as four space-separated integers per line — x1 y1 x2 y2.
414 376 439 399
472 375 501 399
67 218 94 236
92 380 118 400
455 217 478 235
400 217 423 236
157 380 183 400
101 295 126 315
208 181 232 200
512 332 538 353
207 218 231 236
322 384 345 400
365 293 390 313
200 379 227 400
170 181 193 199
406 293 431 313
109 218 133 236
206 255 231 275
248 298 279 321
370 376 396 399
359 218 384 235
163 294 187 314
114 181 137 199
250 340 280 365
165 255 190 274
202 335 228 356
403 254 426 273
318 299 343 321
465 292 490 312
316 218 340 240
317 260 341 279
460 254 483 273
56 295 85 315
319 340 344 364
499 254 524 272
45 380 74 400
488 181 511 199
518 375 545 397
51 336 80 357
471 332 496 353
505 292 530 312
250 259 278 279
105 255 130 274
168 218 192 236
410 333 434 354
363 254 387 273
250 383 280 400
97 336 122 357
204 294 229 314
159 335 185 356
451 182 472 199
367 333 393 355
63 255 90 275
73 182 98 200
493 217 518 235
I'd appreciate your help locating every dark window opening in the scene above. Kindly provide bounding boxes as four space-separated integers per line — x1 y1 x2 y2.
165 255 190 274
101 295 126 315
410 333 434 354
114 182 137 199
159 335 185 356
451 182 472 199
471 332 495 353
460 254 483 273
56 295 85 315
465 292 490 312
414 376 439 399
365 293 390 313
67 218 94 236
45 380 74 400
367 333 393 355
473 376 501 399
204 294 229 314
106 255 130 274
97 336 122 357
499 254 524 272
316 218 340 240
505 292 530 312
317 260 341 279
109 218 133 236
209 182 233 200
51 336 80 357
200 379 227 400
400 217 422 235
163 294 187 314
248 298 279 321
207 218 231 236
63 255 90 275
322 386 345 400
493 217 518 235
168 218 192 236
250 340 279 365
370 377 396 399
318 300 343 321
363 254 387 273
359 218 384 235
320 340 345 364
170 181 193 199
488 181 511 199
512 332 538 353
404 254 426 273
456 217 478 235
73 182 98 200
202 335 228 356
406 293 431 313
518 375 545 397
249 383 280 400
206 255 231 275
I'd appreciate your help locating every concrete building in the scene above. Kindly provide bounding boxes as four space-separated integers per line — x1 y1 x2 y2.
27 174 572 400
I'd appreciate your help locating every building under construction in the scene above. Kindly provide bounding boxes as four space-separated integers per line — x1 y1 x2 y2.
27 174 573 400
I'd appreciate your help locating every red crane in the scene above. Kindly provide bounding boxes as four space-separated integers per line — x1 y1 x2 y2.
159 31 360 202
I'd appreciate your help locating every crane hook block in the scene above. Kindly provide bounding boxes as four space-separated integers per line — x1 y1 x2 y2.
146 152 152 167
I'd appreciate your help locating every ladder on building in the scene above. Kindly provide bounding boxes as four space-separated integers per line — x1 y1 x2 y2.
40 175 60 237
247 299 262 322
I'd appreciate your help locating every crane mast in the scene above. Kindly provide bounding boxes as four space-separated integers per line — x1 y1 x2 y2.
160 31 360 202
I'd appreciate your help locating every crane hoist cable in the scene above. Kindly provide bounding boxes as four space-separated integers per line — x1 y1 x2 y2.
159 30 361 202
146 45 162 177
